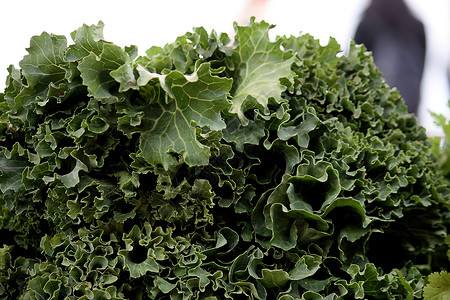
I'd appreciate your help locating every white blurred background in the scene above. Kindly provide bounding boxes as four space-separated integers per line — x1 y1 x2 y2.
1 0 449 135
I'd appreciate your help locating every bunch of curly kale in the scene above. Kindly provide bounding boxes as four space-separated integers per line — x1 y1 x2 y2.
0 19 449 299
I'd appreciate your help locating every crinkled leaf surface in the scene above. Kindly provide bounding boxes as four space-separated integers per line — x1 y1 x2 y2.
0 19 448 300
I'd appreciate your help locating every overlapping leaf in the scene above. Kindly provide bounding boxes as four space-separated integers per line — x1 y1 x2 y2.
0 19 448 300
424 271 450 299
228 18 296 125
133 62 232 169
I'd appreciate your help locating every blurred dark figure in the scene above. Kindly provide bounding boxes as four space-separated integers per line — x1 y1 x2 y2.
354 0 426 115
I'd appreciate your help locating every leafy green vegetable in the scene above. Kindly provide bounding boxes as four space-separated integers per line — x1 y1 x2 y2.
228 21 295 124
0 18 449 299
430 108 450 180
424 271 450 299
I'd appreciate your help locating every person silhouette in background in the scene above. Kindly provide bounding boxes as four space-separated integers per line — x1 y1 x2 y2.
354 0 426 115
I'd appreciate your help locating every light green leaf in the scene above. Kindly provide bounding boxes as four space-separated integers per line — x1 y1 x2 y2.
88 256 108 271
229 19 296 124
424 271 450 300
113 210 136 223
67 21 108 61
298 278 331 293
110 63 137 92
188 267 211 291
19 32 67 88
260 268 290 289
154 277 177 294
12 31 68 124
137 62 232 169
56 158 88 188
122 252 159 279
289 255 322 280
78 43 130 100
49 233 66 249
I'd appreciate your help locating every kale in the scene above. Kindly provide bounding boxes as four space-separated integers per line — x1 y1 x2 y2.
0 19 448 299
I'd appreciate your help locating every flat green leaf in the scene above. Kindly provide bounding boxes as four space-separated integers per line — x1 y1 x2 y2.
110 63 137 92
78 43 130 100
19 32 67 88
12 32 69 125
424 271 450 300
113 210 136 223
56 159 88 188
260 268 290 289
229 19 295 124
299 278 331 293
43 279 62 297
154 277 177 294
26 276 49 299
137 62 232 169
49 233 66 249
67 21 108 60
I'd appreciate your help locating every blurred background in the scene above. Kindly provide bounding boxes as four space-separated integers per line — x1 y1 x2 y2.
1 0 449 135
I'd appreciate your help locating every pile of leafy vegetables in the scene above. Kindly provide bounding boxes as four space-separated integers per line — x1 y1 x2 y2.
0 19 449 299
423 109 450 299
